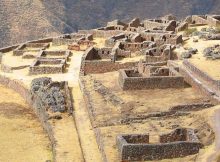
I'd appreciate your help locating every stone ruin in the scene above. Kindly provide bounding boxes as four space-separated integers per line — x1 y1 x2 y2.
190 15 220 27
118 60 184 90
104 15 177 32
29 50 71 75
31 77 73 113
53 33 95 51
181 47 198 59
116 128 203 161
203 44 220 60
142 44 174 62
37 50 71 61
52 33 93 46
13 42 50 56
143 15 177 31
104 28 182 47
1 14 219 161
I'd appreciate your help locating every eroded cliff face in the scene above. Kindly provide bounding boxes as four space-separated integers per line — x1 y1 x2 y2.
0 0 219 47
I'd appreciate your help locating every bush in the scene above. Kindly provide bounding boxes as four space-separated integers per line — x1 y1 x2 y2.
184 28 197 36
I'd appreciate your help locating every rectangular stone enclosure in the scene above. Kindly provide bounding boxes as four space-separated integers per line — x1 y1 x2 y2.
118 67 184 90
29 58 66 75
116 128 203 161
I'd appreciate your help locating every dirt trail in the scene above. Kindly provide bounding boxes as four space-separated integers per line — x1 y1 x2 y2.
53 114 84 162
71 85 102 162
68 51 102 162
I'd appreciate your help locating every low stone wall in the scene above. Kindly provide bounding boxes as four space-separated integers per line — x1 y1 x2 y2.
192 15 208 25
119 69 184 90
94 128 108 162
170 103 214 112
82 60 137 75
78 29 123 38
183 60 220 90
0 44 19 53
29 66 64 75
145 55 166 63
207 16 220 27
143 20 163 30
29 59 66 75
117 129 203 161
93 80 124 107
179 66 220 103
1 63 29 73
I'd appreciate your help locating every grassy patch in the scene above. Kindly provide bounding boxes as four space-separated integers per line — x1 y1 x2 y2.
215 26 220 33
184 28 197 36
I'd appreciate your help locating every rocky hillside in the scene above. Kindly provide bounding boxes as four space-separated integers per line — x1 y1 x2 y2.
0 0 220 47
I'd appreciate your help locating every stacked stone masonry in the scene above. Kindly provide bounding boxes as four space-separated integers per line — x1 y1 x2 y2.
117 128 203 161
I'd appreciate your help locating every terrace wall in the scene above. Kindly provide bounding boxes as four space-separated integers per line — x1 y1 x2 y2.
192 15 208 25
183 60 220 90
207 16 220 27
179 65 220 103
0 75 56 162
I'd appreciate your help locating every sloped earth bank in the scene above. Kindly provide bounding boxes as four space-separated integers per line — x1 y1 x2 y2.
0 85 52 162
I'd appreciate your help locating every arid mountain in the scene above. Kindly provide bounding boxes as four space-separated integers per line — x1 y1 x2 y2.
0 0 220 47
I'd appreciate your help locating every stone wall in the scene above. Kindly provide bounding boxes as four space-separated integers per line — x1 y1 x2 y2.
93 80 124 108
192 15 208 25
94 128 108 162
78 29 123 38
179 65 220 103
29 59 66 75
143 20 163 30
207 16 220 27
116 129 203 161
170 103 214 112
82 60 137 75
0 75 56 162
183 60 220 90
118 69 184 90
96 47 113 59
1 63 29 73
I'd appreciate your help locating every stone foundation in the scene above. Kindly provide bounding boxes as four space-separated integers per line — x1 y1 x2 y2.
29 58 66 75
117 128 203 161
118 68 184 90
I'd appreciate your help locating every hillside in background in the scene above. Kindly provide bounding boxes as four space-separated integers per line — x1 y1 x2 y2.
0 0 220 47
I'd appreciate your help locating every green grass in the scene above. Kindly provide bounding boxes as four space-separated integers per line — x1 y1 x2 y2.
215 26 220 33
184 28 198 36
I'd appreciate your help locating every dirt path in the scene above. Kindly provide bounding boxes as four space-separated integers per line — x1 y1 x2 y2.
52 114 84 162
68 52 102 162
71 85 102 162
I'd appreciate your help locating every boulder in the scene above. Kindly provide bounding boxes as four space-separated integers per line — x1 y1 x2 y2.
188 48 198 54
181 51 192 59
